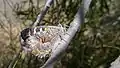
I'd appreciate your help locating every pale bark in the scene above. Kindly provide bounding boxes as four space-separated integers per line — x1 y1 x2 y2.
31 0 53 27
41 0 92 68
110 56 120 68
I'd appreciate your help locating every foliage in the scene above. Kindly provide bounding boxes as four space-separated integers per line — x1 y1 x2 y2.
0 0 120 68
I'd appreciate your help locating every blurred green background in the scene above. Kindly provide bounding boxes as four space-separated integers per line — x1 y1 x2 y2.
0 0 120 68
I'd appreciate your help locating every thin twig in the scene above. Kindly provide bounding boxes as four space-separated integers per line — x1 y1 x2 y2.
8 49 22 68
31 0 54 27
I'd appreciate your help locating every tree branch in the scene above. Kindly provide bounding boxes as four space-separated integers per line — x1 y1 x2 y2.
31 0 53 27
110 55 120 68
41 0 92 68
